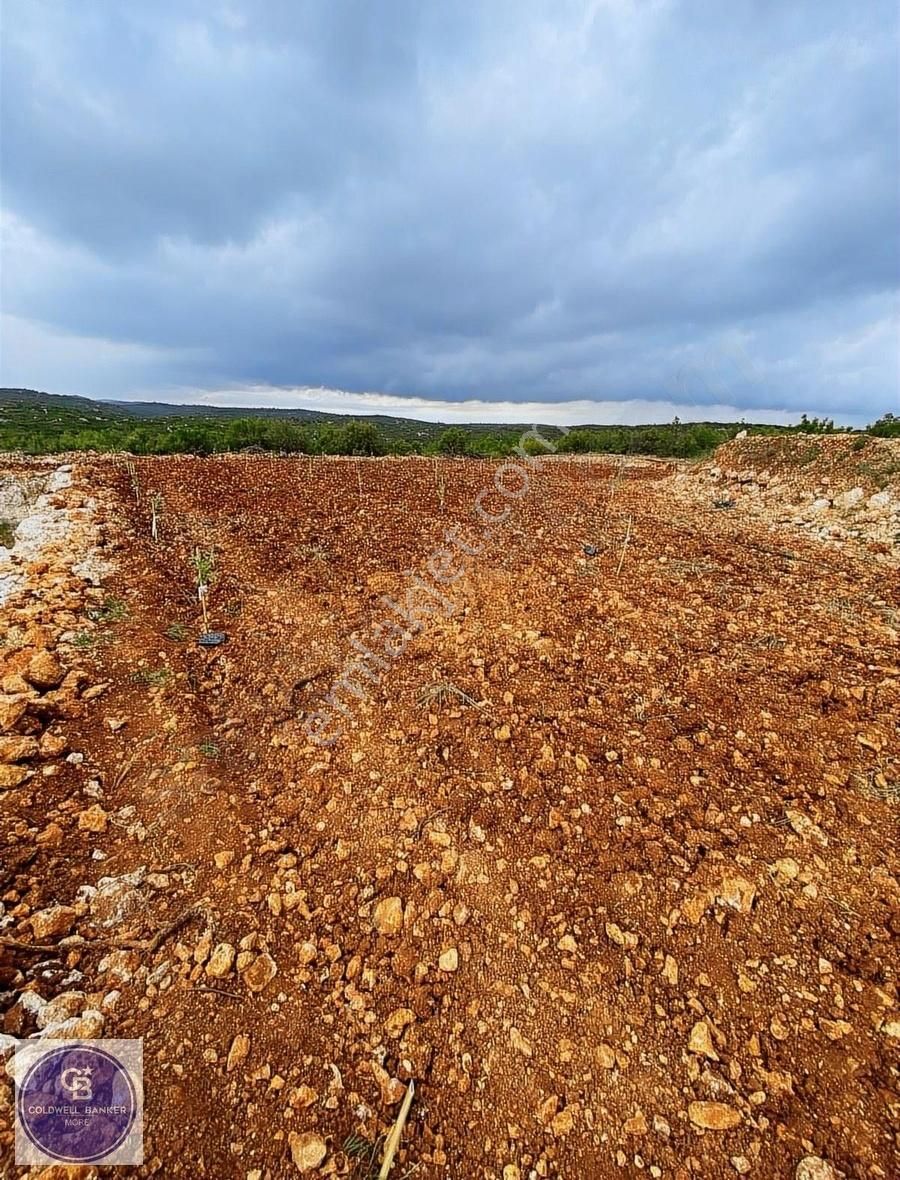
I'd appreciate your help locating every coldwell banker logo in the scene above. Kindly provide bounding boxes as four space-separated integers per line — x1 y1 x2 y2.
14 1039 143 1165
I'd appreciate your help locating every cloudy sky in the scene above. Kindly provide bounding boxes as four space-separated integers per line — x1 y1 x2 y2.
1 1 897 426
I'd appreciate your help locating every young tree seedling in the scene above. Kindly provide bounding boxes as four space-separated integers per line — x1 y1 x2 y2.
192 547 216 634
150 492 164 541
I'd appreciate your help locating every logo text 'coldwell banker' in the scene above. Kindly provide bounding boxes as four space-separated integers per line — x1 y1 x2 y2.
14 1039 143 1166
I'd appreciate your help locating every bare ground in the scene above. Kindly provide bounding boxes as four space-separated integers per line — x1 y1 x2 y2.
1 450 898 1179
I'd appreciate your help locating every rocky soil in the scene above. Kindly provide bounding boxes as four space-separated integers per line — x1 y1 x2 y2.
0 447 897 1179
676 433 900 559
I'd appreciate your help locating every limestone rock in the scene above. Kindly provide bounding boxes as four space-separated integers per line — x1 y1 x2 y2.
30 904 77 941
206 943 236 978
77 804 109 833
0 695 28 733
373 896 404 936
688 1101 741 1130
26 651 64 689
0 735 38 762
242 952 277 993
0 764 29 788
796 1158 838 1180
786 809 828 847
438 947 459 972
385 1008 415 1038
227 1034 251 1072
36 992 87 1030
688 1021 719 1061
288 1130 327 1173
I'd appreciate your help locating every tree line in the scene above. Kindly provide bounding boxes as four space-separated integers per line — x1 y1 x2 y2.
2 407 896 458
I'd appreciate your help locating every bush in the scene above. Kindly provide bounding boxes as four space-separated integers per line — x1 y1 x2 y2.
868 413 900 438
435 427 472 456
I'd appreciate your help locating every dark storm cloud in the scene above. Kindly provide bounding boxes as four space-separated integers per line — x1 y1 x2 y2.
1 0 897 421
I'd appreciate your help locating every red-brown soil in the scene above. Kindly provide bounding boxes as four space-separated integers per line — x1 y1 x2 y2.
1 451 898 1179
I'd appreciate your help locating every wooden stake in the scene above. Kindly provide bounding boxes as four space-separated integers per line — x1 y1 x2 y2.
616 514 633 576
378 1079 415 1179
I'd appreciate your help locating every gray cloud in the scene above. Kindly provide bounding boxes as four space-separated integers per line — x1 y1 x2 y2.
1 0 897 422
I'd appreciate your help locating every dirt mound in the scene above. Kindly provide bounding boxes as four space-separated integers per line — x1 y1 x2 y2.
712 432 900 493
1 454 897 1178
680 433 900 558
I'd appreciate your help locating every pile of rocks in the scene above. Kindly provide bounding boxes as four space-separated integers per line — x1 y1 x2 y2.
678 434 900 557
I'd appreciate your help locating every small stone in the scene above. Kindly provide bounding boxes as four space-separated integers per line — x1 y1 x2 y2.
716 876 756 915
206 943 236 978
372 1062 405 1105
769 1015 790 1041
60 1010 105 1039
662 954 678 985
688 1101 741 1130
772 857 800 881
38 731 68 758
78 804 109 833
36 822 64 847
605 922 638 949
214 850 235 869
30 904 77 940
688 1021 719 1061
288 1130 327 1173
494 724 511 741
819 1018 852 1041
288 1085 318 1109
624 1111 648 1135
551 1107 575 1136
242 952 277 993
385 1008 415 1038
786 809 828 847
509 1027 532 1057
227 1034 251 1072
731 1157 751 1174
0 695 29 733
0 764 28 788
595 1044 616 1069
373 896 404 936
795 1158 838 1180
438 947 459 972
0 735 38 763
682 891 711 924
36 991 87 1030
26 651 64 689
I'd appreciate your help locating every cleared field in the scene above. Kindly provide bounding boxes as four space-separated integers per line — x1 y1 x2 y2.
1 452 898 1178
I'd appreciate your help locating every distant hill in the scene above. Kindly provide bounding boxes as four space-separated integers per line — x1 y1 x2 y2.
3 386 864 460
1 387 527 441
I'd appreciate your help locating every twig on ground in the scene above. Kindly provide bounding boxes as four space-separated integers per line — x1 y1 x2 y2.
0 902 205 957
0 938 64 954
191 985 242 1000
416 681 491 714
120 903 204 953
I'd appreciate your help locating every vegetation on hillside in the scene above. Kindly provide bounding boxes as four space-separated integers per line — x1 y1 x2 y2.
0 388 889 459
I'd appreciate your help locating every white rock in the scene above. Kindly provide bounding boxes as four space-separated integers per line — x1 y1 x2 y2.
795 1157 838 1180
